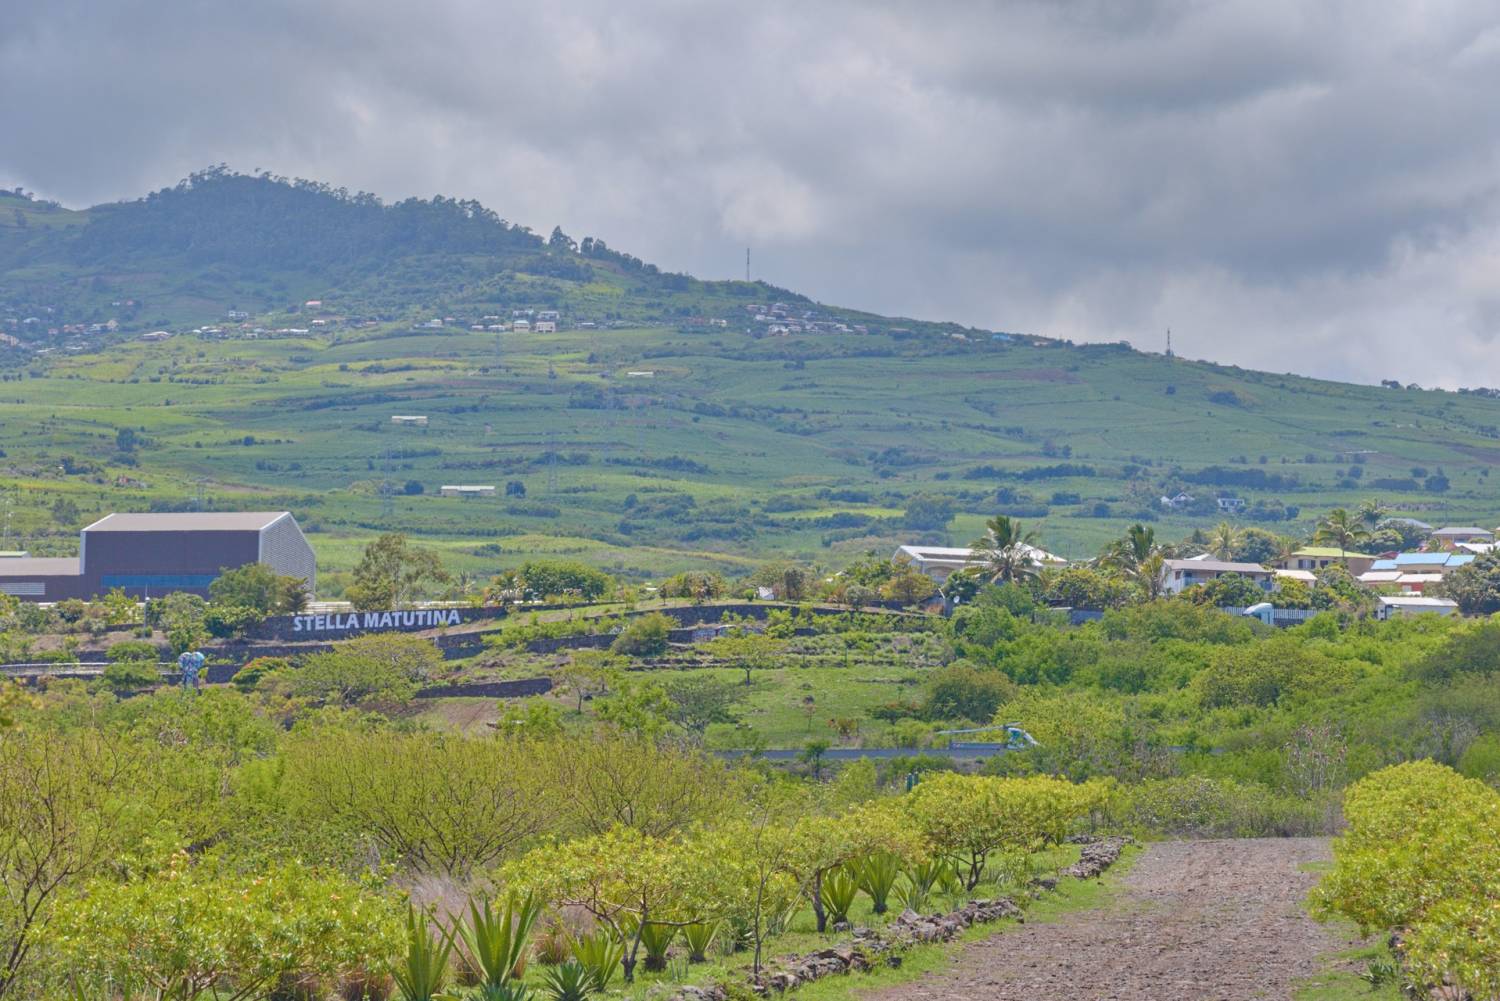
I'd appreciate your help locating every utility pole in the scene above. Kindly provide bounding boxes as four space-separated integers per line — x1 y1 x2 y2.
745 247 750 282
546 430 559 494
194 478 210 511
1165 328 1174 358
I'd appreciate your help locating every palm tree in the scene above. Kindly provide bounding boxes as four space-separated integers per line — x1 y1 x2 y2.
1208 521 1241 561
971 514 1041 585
1100 523 1157 569
1357 498 1387 530
1314 508 1372 563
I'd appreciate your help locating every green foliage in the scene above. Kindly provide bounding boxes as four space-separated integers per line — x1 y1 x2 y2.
231 656 290 692
395 905 456 1001
154 592 208 654
105 639 160 662
681 920 720 963
542 960 597 1001
1437 552 1500 614
568 932 622 991
290 632 441 705
854 853 902 915
921 664 1016 723
453 893 542 990
610 612 673 657
208 562 308 615
1108 776 1320 837
818 866 859 926
347 533 450 610
635 921 677 972
514 560 613 601
100 658 162 693
55 856 404 1001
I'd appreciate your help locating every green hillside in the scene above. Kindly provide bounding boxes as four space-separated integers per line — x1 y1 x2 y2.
2 171 1498 593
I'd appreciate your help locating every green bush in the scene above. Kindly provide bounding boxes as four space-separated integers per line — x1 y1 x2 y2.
1109 775 1324 837
204 604 264 638
610 613 673 658
101 658 164 693
105 640 161 662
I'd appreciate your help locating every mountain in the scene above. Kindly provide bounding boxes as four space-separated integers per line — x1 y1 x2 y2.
1 171 1499 590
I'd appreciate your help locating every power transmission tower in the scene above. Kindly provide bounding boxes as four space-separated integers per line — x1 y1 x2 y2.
745 247 750 282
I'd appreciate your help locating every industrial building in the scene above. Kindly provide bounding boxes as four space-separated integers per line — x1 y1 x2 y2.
0 511 315 601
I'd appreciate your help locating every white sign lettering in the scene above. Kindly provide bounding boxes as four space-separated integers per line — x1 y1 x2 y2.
290 609 463 634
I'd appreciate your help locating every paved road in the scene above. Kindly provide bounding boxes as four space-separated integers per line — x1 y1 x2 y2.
863 838 1349 1001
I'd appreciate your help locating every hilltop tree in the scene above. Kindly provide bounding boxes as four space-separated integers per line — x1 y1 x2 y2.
1357 498 1388 529
1207 522 1242 561
208 562 307 616
1313 509 1372 562
346 533 449 610
971 515 1041 585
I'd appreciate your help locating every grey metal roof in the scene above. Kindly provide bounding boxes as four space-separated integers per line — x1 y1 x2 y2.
82 511 291 533
0 557 81 576
1164 558 1270 574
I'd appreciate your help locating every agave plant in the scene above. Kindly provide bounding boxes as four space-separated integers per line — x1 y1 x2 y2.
681 919 720 963
395 906 456 1001
454 893 543 990
568 930 623 992
541 961 595 1001
820 866 860 926
636 922 678 972
895 858 957 914
855 853 902 915
467 984 533 1001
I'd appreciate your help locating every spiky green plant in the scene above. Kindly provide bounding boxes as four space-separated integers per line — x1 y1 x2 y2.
681 920 720 963
569 930 623 992
637 922 677 972
820 866 860 926
855 853 902 915
395 906 455 1001
541 962 595 1001
454 893 543 989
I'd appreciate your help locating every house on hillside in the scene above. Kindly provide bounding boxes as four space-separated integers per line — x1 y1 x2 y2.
1432 526 1494 548
1377 595 1459 620
1159 492 1195 511
1358 552 1474 591
1160 558 1274 596
439 485 496 499
1216 496 1247 513
513 320 531 332
391 415 428 427
892 544 1066 584
1271 547 1377 577
535 321 557 333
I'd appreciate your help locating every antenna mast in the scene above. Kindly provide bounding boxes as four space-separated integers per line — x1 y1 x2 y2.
1165 328 1174 358
745 247 750 282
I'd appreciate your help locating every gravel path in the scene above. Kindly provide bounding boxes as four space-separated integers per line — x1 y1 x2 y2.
864 838 1347 1001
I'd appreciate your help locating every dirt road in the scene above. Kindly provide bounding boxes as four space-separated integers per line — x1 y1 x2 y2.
865 838 1347 1001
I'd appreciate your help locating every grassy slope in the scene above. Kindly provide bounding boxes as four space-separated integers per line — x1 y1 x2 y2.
4 320 1500 585
4 179 1500 584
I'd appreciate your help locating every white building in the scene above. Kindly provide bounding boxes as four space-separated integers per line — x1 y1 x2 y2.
535 321 557 333
391 415 429 427
1160 558 1274 596
892 544 1066 583
440 485 496 498
1377 595 1459 619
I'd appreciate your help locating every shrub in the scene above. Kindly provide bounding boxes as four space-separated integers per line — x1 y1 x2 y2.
105 640 161 662
610 613 673 658
1109 776 1322 838
101 658 163 693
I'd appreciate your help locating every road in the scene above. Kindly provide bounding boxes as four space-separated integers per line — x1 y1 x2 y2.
863 838 1350 1001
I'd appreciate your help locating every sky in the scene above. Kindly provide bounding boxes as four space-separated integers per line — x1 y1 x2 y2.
4 0 1500 388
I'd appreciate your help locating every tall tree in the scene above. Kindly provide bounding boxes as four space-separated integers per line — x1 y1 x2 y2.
1208 521 1242 561
1314 509 1372 563
1356 498 1387 530
971 515 1042 585
346 533 449 610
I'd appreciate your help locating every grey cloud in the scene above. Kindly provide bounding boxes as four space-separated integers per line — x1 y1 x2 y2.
3 0 1500 387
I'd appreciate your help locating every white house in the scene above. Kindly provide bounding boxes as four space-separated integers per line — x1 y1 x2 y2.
1160 558 1274 595
391 415 429 427
1377 595 1459 620
535 321 557 333
1216 497 1247 513
513 320 531 332
440 485 496 499
892 544 1066 584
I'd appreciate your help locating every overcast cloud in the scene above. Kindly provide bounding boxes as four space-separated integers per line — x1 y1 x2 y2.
4 0 1500 387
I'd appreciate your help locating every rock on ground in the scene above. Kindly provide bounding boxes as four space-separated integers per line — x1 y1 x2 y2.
861 837 1352 1001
